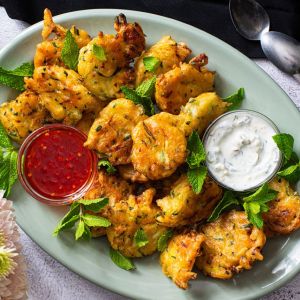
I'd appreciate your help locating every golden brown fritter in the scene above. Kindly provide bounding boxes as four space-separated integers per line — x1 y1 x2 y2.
78 14 145 79
135 36 191 86
196 210 266 279
25 65 98 125
34 8 91 68
131 113 187 180
263 177 300 235
160 230 205 289
107 188 167 257
0 91 51 143
118 164 149 183
156 175 222 227
179 92 229 136
84 99 147 165
155 54 215 114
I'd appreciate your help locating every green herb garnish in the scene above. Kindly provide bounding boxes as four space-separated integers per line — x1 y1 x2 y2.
223 88 245 111
143 56 161 73
61 30 79 70
98 159 116 174
133 228 149 248
157 229 173 252
92 44 106 61
0 62 34 91
109 248 135 270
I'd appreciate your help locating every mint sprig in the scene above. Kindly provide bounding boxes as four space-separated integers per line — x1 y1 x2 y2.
109 248 135 271
92 44 106 61
133 228 149 248
121 77 156 116
98 159 116 174
61 30 79 70
157 229 173 252
273 133 294 162
0 123 18 197
53 197 110 239
143 56 161 73
0 62 34 91
186 131 207 194
223 88 245 111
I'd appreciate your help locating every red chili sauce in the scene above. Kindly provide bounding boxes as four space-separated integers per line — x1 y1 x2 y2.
24 128 93 199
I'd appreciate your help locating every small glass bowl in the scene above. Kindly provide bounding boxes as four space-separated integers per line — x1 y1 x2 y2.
202 109 283 192
17 124 98 206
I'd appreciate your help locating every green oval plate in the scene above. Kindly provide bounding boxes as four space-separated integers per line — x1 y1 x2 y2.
1 9 300 300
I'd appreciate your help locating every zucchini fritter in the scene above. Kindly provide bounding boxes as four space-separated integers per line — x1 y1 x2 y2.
179 92 228 136
135 36 191 86
156 175 222 227
107 188 167 257
196 210 266 279
160 230 205 289
263 177 300 235
34 8 91 68
84 99 147 165
0 91 50 143
25 65 98 125
131 113 187 180
118 164 149 183
155 54 215 114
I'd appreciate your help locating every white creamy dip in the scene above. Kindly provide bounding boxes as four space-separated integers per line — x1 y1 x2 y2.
203 110 281 191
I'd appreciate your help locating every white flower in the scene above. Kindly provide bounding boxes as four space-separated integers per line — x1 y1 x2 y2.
0 191 27 300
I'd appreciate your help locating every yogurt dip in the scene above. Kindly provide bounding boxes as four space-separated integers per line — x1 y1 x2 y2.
203 110 282 191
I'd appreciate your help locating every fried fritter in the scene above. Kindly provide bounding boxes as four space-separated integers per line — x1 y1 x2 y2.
155 54 215 114
179 92 229 136
107 188 167 257
156 175 222 227
131 113 187 180
118 164 149 183
0 91 51 143
84 99 147 165
196 210 266 279
34 8 91 68
78 14 145 79
263 177 300 235
135 36 191 86
160 230 205 289
25 65 98 125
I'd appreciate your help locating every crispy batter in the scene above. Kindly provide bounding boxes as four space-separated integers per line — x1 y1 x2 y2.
0 91 51 143
118 164 149 183
160 230 205 289
131 113 187 180
34 8 91 67
85 99 147 165
196 210 266 279
156 175 222 227
25 65 98 125
135 36 191 86
155 55 215 114
78 14 145 79
263 177 300 235
107 188 167 257
179 92 228 136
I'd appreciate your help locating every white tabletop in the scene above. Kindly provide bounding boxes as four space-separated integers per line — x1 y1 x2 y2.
1 6 300 300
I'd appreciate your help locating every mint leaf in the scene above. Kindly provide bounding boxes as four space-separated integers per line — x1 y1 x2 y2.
7 62 34 76
187 131 206 168
0 123 13 149
243 183 277 204
243 202 264 229
109 248 135 270
53 215 80 236
6 151 18 196
208 191 240 222
143 57 161 72
82 224 92 240
133 228 149 248
98 159 116 174
223 88 245 111
187 165 207 194
75 220 85 240
77 197 109 213
82 214 111 227
273 133 294 162
61 30 79 70
277 164 300 183
136 76 156 98
157 229 173 252
92 44 106 61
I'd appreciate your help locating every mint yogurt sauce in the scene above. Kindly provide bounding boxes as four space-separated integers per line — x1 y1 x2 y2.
203 110 281 191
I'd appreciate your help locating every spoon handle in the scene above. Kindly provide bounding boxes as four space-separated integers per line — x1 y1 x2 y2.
293 74 300 83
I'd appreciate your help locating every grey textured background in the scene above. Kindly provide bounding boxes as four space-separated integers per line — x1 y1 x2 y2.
1 6 300 300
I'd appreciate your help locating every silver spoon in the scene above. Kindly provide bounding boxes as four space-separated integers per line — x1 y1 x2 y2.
229 0 300 82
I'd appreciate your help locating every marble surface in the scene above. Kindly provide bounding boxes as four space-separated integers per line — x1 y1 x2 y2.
1 6 300 300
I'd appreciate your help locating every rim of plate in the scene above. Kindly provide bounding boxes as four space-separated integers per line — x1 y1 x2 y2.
0 8 299 300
